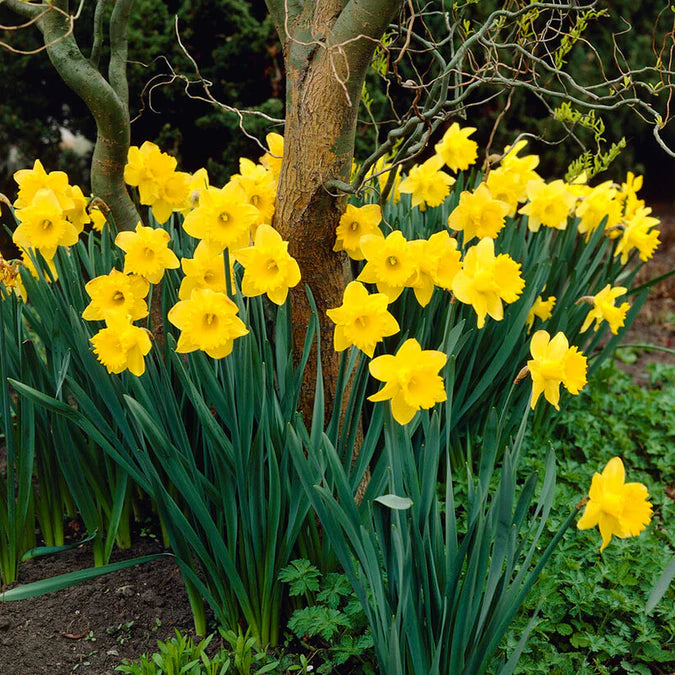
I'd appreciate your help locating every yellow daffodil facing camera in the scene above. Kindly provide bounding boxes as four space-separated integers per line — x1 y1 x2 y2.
526 330 587 410
578 457 652 552
333 203 383 261
368 338 447 425
115 222 180 284
236 224 301 306
451 237 524 329
168 288 249 359
82 270 149 322
326 281 399 357
579 284 630 335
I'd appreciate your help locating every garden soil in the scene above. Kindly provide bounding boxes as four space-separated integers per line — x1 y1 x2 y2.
0 211 672 675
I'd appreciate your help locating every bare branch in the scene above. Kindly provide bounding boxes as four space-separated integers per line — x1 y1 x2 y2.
90 0 107 68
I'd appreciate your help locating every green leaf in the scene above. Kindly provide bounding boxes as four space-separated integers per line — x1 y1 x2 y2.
646 554 675 613
373 494 413 510
2 554 167 601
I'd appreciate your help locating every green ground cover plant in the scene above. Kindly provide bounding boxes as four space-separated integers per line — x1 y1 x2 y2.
503 363 675 674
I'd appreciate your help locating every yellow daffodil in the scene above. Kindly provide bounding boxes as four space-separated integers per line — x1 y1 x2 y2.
575 181 622 240
182 183 258 251
447 183 510 241
614 207 660 264
115 222 180 284
12 188 79 258
326 281 399 357
525 295 556 331
519 179 576 232
435 123 478 173
408 231 462 306
577 457 652 552
151 171 192 224
235 224 301 305
124 141 177 206
579 285 630 335
526 330 587 410
619 171 645 220
333 203 383 260
13 159 74 211
168 288 248 359
230 158 277 229
368 338 447 425
500 140 541 192
451 238 524 329
82 269 149 322
485 166 524 217
179 241 233 300
259 132 284 181
398 155 454 211
90 313 152 376
357 230 417 302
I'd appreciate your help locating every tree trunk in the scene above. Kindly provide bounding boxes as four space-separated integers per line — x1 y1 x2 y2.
272 0 403 420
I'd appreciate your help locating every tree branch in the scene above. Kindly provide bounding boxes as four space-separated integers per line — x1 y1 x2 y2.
109 0 134 109
90 0 107 68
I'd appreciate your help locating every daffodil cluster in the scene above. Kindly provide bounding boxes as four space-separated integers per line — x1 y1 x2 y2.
11 159 104 283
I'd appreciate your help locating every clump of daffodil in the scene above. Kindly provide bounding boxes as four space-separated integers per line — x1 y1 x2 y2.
451 237 524 329
90 313 152 376
115 222 180 284
519 179 576 232
578 285 630 335
447 183 510 241
178 241 233 300
434 123 478 173
614 207 661 264
168 288 249 359
357 230 417 302
12 188 79 259
82 270 149 322
230 158 277 229
577 457 652 552
524 330 587 410
124 141 191 224
182 183 258 251
235 224 301 305
259 132 284 182
525 294 556 332
368 338 447 425
408 231 463 306
326 281 399 357
333 203 383 260
398 155 454 210
575 181 623 240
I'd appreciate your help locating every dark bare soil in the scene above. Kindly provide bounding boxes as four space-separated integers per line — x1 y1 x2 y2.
0 538 197 675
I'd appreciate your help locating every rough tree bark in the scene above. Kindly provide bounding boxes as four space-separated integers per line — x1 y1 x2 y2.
4 0 139 231
266 0 404 417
